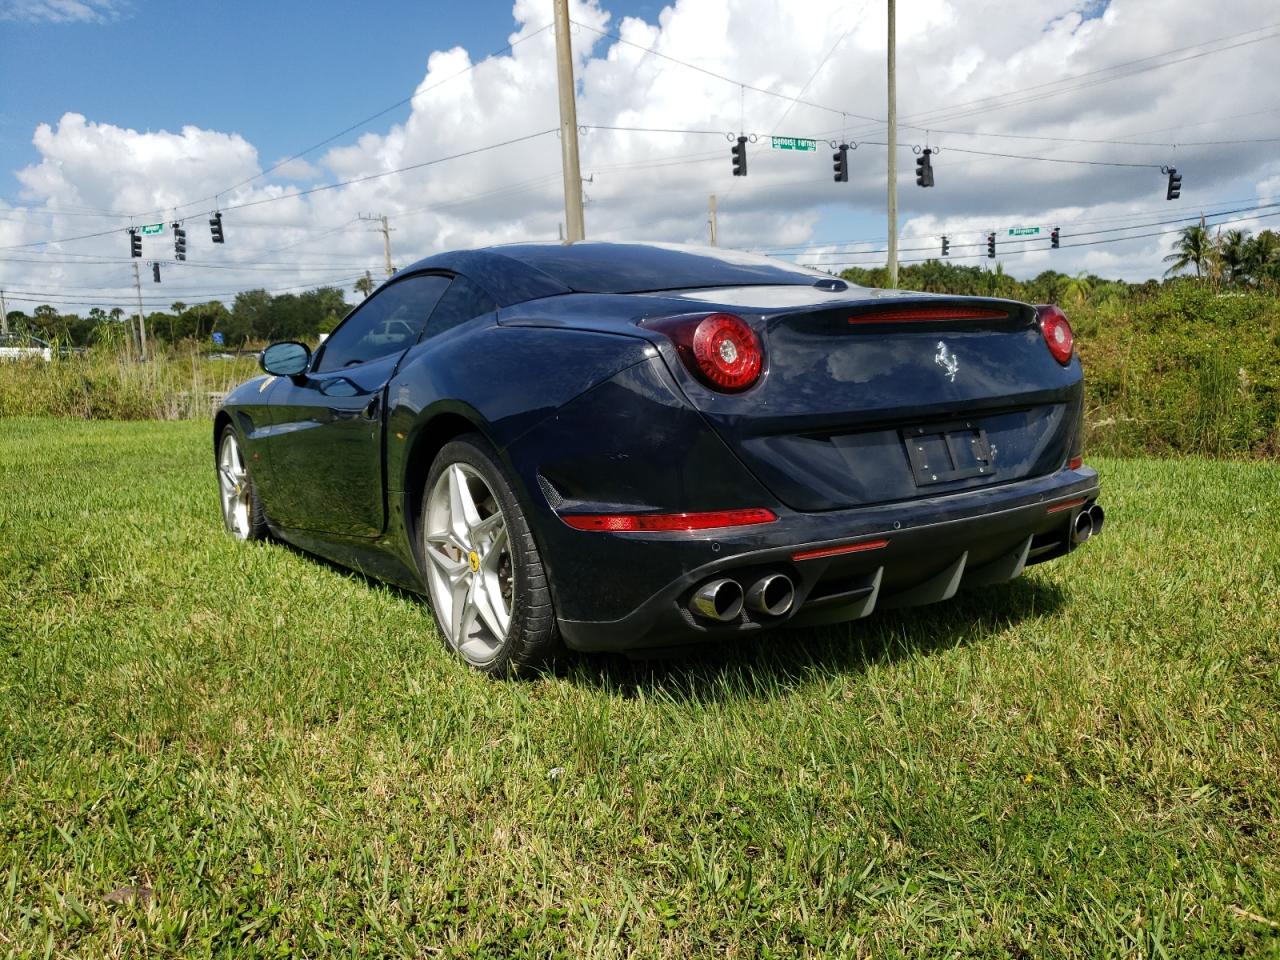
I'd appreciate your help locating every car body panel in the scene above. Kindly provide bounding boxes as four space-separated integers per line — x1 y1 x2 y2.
256 350 401 536
216 243 1102 652
383 319 654 491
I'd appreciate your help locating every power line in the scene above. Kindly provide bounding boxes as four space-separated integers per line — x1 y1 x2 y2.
569 18 880 124
4 274 369 306
800 207 1280 268
580 123 1174 169
766 11 866 136
866 23 1280 135
210 128 560 215
0 128 558 250
888 127 1280 150
0 256 375 271
800 201 1280 259
746 194 1280 252
125 23 554 222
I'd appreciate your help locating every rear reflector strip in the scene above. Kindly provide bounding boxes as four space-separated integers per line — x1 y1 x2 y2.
847 305 1008 324
1068 455 1084 470
1047 497 1087 514
791 538 889 562
560 508 777 532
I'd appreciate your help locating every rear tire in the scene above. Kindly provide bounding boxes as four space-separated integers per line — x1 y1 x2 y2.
420 435 561 676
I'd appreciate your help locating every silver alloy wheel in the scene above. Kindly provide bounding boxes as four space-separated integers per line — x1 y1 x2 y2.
423 462 514 665
217 431 253 539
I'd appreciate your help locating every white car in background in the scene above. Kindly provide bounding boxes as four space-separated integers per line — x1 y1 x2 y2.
0 333 53 362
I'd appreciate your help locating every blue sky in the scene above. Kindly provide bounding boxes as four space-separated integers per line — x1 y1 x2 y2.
0 0 658 189
1 0 1277 308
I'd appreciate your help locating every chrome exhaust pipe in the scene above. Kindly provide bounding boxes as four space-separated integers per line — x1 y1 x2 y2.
1071 508 1094 545
690 578 744 622
1088 503 1105 537
746 573 795 617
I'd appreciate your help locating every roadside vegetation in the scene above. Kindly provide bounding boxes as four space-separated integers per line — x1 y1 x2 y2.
0 345 257 420
7 277 1280 456
1 419 1277 957
5 230 1280 456
837 258 1280 457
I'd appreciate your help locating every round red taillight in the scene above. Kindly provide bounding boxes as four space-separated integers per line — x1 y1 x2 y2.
1037 304 1074 365
689 313 762 392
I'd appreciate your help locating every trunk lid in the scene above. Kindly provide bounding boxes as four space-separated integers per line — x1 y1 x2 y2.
649 287 1083 512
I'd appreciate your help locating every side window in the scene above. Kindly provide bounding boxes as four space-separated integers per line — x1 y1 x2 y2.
315 274 451 372
422 276 497 340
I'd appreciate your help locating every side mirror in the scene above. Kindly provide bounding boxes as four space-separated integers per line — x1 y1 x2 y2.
260 341 311 377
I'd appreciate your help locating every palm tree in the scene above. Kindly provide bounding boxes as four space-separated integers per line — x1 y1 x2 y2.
1244 230 1280 285
170 301 187 315
1062 271 1094 307
1163 223 1215 279
353 271 376 299
1218 229 1249 285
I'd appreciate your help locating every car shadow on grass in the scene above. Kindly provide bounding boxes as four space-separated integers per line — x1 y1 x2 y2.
269 537 1066 698
559 576 1068 701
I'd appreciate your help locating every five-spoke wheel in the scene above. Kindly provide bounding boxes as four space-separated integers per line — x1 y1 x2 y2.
421 436 559 674
423 462 513 665
217 426 266 541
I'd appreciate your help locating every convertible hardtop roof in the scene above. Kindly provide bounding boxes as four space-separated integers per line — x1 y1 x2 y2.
398 242 842 306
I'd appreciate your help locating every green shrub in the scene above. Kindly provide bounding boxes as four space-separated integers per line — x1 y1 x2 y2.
1077 286 1280 457
0 346 258 421
4 284 1279 458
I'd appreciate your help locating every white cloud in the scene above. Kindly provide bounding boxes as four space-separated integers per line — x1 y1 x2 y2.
3 0 1279 313
269 157 321 182
0 0 125 23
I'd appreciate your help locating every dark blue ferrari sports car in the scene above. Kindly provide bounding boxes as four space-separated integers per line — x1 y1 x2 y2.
215 243 1103 674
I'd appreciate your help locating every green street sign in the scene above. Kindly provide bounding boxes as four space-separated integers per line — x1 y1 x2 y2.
140 223 165 235
1007 226 1041 237
771 136 817 152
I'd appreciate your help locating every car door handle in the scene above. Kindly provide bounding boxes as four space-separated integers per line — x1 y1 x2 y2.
363 395 380 420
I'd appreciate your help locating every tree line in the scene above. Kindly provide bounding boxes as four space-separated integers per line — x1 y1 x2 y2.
5 229 1278 347
2 286 351 349
838 227 1280 304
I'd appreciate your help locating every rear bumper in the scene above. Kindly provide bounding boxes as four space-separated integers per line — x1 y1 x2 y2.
554 466 1101 651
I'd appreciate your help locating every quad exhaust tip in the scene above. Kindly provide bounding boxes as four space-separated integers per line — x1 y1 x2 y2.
691 578 744 622
1088 503 1105 537
746 573 795 617
1071 501 1106 545
1072 509 1093 544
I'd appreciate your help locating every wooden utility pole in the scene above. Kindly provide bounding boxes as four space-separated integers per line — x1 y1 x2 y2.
0 289 8 335
552 0 586 242
708 194 718 246
132 261 148 359
886 0 898 288
359 213 394 276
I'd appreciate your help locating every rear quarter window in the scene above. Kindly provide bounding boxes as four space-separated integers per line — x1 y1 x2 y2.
423 277 498 339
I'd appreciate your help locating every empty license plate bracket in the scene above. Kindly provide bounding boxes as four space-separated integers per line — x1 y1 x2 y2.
902 422 994 485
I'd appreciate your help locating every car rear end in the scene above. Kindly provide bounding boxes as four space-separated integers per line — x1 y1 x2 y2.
504 282 1101 651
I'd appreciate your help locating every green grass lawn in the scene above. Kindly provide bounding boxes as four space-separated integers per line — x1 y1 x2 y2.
1 418 1278 958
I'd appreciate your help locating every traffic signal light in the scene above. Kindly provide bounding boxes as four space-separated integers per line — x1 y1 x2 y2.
731 136 748 177
987 233 996 258
832 143 849 183
152 263 161 283
1166 168 1182 200
173 223 186 261
941 235 949 257
1051 227 1060 249
210 211 225 243
129 227 141 258
915 148 934 188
